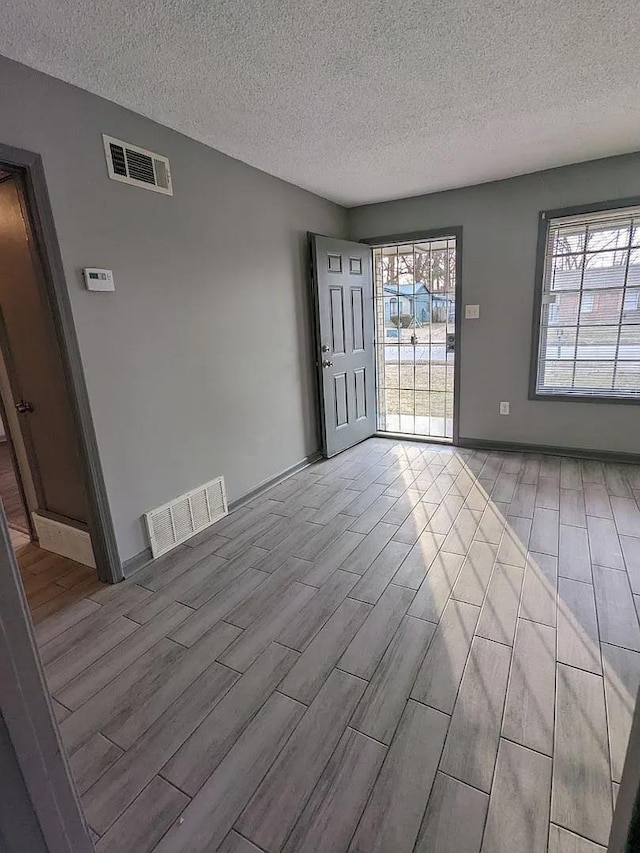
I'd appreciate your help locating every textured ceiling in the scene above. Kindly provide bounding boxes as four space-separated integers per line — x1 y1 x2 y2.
2 1 640 206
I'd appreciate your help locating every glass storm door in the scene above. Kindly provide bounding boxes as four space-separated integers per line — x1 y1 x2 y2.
373 237 457 440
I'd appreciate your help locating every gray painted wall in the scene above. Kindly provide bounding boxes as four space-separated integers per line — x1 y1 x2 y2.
0 56 347 562
349 154 640 455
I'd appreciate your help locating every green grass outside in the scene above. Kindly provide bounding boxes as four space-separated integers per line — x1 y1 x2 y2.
378 361 454 417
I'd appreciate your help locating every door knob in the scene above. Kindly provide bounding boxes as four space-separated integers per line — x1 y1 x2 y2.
322 360 334 367
15 400 34 414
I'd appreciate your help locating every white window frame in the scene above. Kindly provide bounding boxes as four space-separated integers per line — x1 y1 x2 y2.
624 290 640 312
581 292 595 313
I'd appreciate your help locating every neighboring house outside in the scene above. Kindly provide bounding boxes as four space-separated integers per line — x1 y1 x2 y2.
548 264 640 328
383 283 454 324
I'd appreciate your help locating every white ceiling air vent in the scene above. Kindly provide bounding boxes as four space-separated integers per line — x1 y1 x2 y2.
103 134 173 195
144 476 228 558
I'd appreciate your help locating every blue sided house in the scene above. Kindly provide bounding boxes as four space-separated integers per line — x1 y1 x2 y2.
383 283 454 325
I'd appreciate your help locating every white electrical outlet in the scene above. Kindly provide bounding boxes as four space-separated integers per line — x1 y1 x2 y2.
500 402 510 415
465 304 480 319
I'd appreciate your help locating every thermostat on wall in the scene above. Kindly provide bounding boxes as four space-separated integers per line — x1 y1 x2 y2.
84 268 115 292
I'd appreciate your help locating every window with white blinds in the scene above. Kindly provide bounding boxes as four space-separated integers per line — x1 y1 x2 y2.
533 203 640 402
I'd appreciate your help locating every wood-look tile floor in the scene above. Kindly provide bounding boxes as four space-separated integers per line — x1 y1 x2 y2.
17 539 101 622
0 440 29 532
32 438 640 852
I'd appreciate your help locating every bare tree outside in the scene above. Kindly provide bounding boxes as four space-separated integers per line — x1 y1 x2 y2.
377 246 455 290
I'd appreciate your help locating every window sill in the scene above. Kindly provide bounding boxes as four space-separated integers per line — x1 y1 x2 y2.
529 391 640 406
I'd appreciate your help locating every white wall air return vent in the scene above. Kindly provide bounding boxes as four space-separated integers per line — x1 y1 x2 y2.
144 476 227 558
103 134 173 195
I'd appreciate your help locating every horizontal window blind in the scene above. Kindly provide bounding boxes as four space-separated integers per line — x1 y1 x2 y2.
535 205 640 400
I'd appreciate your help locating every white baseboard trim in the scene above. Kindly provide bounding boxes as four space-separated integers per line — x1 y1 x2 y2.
32 513 96 568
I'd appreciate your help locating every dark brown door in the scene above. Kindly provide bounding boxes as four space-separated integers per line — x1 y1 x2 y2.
0 175 88 523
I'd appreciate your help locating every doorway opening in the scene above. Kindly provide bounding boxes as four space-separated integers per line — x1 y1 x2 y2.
372 235 459 441
0 159 120 624
0 168 98 612
0 376 34 555
0 150 122 853
0 426 30 542
0 145 121 588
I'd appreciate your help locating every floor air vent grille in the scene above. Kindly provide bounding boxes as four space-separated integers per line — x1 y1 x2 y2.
144 476 227 558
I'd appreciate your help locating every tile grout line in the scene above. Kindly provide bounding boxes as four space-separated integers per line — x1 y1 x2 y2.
571 495 612 842
82 655 244 837
479 456 537 849
22 440 639 852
